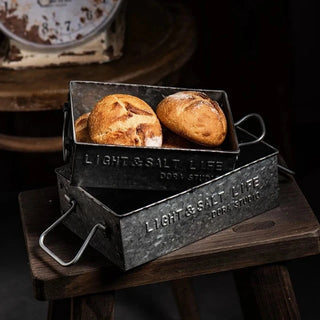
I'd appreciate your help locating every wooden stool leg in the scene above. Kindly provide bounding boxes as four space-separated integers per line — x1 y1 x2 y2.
171 278 201 320
70 291 115 320
47 299 71 320
233 263 301 320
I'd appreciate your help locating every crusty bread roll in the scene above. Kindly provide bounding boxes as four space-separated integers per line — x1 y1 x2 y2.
74 112 91 143
88 94 162 147
156 91 227 147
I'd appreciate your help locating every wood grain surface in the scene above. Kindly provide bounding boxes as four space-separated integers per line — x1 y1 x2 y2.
0 134 62 152
234 264 301 320
171 278 201 320
18 175 320 301
70 291 115 320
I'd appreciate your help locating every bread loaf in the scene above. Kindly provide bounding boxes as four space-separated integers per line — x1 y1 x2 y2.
156 91 227 147
74 112 91 143
88 94 162 147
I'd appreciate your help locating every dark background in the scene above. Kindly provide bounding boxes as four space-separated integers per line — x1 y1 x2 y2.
179 0 320 218
1 0 319 319
181 0 319 173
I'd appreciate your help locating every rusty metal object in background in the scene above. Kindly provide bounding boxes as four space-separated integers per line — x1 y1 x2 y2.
0 0 126 68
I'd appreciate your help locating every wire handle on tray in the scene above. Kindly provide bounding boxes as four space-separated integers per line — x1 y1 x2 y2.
39 196 105 267
235 114 295 176
235 113 266 147
62 103 71 162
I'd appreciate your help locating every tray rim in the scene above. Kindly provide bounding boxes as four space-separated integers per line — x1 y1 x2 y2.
68 80 240 155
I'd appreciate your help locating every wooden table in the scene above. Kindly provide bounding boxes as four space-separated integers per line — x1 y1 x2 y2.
19 170 320 319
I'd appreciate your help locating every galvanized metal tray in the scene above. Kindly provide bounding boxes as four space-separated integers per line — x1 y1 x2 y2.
40 128 279 271
63 81 265 191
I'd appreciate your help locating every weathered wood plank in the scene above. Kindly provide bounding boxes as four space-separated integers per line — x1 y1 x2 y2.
0 134 61 152
234 264 301 320
70 292 115 320
171 278 200 320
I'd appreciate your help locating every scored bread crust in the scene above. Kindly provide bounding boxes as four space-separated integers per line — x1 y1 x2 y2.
156 91 227 147
74 112 91 143
88 94 162 147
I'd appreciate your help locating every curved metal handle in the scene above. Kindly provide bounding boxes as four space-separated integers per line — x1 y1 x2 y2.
39 198 105 267
278 164 295 176
62 103 71 162
235 113 266 147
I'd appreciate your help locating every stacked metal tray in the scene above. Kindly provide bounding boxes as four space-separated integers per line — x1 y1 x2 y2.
40 81 279 270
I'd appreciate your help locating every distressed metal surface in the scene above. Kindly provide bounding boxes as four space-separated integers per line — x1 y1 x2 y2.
56 129 279 270
65 81 240 191
0 1 126 68
0 0 123 48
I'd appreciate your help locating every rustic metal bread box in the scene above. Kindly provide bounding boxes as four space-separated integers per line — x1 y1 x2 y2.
63 81 265 191
40 128 279 271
